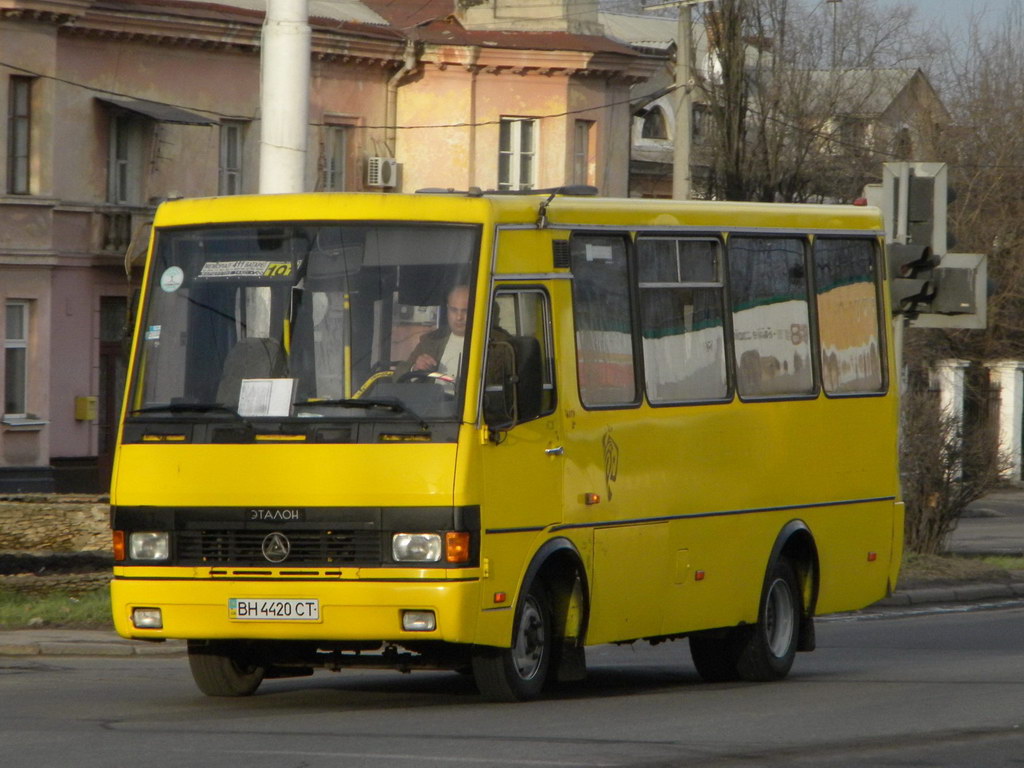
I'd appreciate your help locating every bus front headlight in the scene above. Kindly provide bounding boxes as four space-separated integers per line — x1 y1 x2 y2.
392 533 442 562
129 532 170 561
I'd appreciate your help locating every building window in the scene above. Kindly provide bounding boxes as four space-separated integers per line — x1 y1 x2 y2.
498 117 537 191
4 301 28 416
322 125 349 191
108 112 147 205
573 120 593 186
692 104 709 145
219 121 246 195
641 107 668 140
7 76 32 195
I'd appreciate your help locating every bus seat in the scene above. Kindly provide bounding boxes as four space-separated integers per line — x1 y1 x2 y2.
216 337 288 408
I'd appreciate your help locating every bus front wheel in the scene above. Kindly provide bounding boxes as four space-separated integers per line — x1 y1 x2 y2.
187 640 266 697
471 583 552 701
690 558 801 683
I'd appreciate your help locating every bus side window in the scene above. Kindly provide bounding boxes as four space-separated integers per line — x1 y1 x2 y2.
569 235 638 407
813 238 885 394
727 236 814 398
484 289 556 426
637 237 728 403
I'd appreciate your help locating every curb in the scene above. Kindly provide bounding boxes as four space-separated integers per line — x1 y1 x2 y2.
873 581 1024 608
0 637 185 658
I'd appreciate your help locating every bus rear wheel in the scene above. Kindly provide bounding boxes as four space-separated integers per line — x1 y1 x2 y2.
187 640 266 697
471 583 552 701
690 558 801 683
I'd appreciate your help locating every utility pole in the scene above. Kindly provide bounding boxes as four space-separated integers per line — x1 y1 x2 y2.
646 0 712 200
827 0 841 70
259 0 311 194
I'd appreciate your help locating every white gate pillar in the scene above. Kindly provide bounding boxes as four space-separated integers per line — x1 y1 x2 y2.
988 360 1024 481
935 359 969 479
935 359 969 424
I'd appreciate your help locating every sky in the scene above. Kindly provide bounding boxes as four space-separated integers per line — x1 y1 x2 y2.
874 0 1017 32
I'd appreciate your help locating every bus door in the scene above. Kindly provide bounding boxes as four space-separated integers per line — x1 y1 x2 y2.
561 232 677 644
478 286 563 609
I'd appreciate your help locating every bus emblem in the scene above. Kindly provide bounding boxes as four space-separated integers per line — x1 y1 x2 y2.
261 532 291 563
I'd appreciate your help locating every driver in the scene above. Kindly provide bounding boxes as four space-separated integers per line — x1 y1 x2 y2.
396 285 470 377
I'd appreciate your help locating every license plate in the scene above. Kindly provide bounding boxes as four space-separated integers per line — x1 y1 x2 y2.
229 598 320 621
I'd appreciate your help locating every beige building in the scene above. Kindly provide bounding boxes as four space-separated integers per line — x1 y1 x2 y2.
0 0 664 490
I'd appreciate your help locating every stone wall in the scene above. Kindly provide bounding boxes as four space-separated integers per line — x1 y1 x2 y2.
0 495 110 553
0 495 111 595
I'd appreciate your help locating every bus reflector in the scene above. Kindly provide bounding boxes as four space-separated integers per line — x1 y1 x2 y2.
584 493 600 505
694 570 706 581
446 532 471 563
494 592 507 604
867 552 878 562
113 531 126 561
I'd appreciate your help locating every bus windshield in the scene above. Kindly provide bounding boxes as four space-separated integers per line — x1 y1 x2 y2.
128 222 480 424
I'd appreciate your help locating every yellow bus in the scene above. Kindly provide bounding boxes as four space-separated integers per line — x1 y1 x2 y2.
110 188 903 701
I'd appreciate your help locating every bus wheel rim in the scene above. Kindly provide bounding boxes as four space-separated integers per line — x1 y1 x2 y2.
765 577 796 658
513 596 545 680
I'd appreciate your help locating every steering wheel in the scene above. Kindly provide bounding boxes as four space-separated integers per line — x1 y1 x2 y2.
397 370 436 383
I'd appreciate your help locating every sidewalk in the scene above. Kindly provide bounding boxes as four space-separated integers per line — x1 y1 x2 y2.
4 488 1024 658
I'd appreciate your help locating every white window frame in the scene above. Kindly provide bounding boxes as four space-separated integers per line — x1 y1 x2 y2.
4 300 29 417
498 117 538 191
219 121 246 195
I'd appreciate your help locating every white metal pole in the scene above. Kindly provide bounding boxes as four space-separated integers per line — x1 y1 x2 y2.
260 0 311 194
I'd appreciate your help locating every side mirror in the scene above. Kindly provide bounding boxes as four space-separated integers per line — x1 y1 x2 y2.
483 336 544 431
484 340 517 430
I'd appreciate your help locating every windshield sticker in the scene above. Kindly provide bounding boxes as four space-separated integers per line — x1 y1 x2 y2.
197 261 293 280
585 244 614 263
159 266 185 293
145 325 161 341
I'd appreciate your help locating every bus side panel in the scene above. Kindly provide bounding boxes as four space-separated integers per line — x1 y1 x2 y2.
560 388 899 645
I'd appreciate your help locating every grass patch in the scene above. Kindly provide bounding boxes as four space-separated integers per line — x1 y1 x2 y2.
0 586 112 629
898 553 1024 589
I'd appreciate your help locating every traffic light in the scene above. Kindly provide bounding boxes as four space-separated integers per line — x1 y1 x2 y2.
881 162 961 317
887 242 938 313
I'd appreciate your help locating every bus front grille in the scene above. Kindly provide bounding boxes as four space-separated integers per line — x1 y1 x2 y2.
175 530 383 566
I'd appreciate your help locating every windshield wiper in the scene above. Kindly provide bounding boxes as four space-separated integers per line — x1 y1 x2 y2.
293 397 429 431
128 403 252 424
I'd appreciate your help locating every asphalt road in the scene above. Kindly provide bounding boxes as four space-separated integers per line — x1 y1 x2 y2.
3 602 1024 768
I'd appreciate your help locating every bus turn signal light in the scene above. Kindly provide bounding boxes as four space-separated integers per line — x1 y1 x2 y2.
446 532 471 563
113 531 126 561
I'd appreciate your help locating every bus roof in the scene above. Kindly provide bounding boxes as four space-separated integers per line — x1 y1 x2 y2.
152 191 883 234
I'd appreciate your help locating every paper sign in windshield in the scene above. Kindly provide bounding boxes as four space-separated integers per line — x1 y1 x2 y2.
237 378 296 417
197 261 292 280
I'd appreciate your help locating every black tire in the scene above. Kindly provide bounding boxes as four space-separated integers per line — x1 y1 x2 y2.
689 630 744 682
187 640 266 697
689 558 801 683
736 558 801 681
471 583 552 702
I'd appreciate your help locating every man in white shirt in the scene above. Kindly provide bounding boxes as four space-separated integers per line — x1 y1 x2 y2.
398 285 469 377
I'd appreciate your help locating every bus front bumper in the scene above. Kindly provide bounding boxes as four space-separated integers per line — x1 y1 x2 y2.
111 572 482 645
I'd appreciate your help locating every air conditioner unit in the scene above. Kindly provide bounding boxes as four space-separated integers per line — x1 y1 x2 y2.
367 156 399 188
